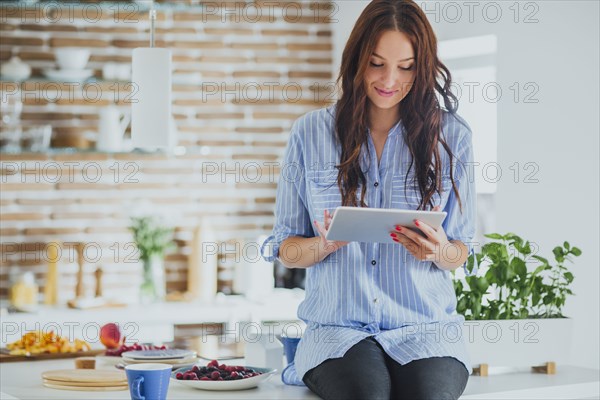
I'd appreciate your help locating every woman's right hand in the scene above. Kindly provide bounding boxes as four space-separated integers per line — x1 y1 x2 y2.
279 210 348 269
314 209 349 255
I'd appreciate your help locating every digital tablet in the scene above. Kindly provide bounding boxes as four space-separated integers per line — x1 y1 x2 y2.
325 207 447 244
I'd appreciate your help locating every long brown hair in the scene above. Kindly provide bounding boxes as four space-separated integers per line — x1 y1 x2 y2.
335 0 463 211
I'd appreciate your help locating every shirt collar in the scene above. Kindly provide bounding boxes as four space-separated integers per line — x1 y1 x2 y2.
387 119 403 137
365 119 403 137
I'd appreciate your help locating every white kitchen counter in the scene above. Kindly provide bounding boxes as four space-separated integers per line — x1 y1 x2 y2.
1 358 598 400
0 357 316 400
1 289 599 399
0 289 306 346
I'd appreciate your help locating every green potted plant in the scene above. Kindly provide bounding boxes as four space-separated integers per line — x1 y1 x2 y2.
453 233 581 371
130 216 175 303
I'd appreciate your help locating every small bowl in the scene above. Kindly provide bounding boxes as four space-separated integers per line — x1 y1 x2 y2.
54 48 91 70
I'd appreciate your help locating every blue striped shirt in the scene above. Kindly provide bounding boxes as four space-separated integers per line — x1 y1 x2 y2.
262 105 477 378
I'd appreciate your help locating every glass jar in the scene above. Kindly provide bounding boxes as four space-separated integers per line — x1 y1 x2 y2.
10 272 38 311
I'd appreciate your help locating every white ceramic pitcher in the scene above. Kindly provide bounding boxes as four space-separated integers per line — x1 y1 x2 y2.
97 106 130 152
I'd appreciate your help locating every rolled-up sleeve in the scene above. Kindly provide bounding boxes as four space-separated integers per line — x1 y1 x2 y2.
261 121 313 262
441 128 478 276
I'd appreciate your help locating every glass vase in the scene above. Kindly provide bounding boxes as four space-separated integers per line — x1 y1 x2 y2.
140 254 166 304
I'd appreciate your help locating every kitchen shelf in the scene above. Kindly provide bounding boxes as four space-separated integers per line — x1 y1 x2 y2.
3 1 221 12
0 148 165 156
1 76 209 88
0 76 127 85
0 145 216 158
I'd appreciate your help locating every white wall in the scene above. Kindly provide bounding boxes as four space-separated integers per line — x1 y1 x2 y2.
332 1 600 370
332 1 370 82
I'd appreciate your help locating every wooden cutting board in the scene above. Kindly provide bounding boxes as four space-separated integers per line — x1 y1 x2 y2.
0 349 105 363
42 382 128 391
41 369 127 385
43 378 126 388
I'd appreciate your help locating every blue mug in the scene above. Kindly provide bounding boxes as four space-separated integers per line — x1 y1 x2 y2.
125 363 171 400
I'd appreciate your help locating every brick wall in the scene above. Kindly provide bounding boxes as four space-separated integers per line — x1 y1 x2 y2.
0 1 335 302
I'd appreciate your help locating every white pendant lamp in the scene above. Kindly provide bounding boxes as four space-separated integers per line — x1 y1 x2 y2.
131 7 174 149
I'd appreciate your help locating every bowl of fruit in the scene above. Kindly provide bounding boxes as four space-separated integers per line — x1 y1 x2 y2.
172 359 276 391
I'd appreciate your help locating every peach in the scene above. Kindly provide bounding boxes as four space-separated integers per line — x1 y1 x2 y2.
99 323 121 349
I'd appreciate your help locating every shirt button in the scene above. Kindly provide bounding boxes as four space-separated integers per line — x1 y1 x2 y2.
373 298 379 303
374 182 379 187
371 260 376 266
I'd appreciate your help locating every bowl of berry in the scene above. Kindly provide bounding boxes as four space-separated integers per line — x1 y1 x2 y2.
171 359 276 391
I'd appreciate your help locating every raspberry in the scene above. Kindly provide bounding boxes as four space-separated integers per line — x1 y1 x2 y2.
175 372 183 379
207 360 219 368
210 371 220 380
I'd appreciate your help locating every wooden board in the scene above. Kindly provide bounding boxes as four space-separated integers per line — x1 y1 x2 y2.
0 349 105 363
41 369 127 385
43 378 126 388
43 382 128 391
532 361 557 374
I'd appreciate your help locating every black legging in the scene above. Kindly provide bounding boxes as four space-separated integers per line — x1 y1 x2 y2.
302 337 469 400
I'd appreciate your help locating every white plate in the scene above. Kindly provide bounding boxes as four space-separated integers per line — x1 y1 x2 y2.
121 349 195 360
171 366 276 391
43 68 94 81
123 356 198 365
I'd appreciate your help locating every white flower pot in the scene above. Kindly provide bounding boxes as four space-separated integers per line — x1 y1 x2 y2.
462 318 573 368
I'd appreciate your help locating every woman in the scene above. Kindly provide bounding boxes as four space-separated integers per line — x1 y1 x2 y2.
262 1 476 398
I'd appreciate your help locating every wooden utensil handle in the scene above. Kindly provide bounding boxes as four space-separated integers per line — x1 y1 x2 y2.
75 243 85 298
94 267 103 297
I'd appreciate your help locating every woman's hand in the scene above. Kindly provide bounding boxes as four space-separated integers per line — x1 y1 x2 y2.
390 206 465 270
279 210 348 269
314 210 349 256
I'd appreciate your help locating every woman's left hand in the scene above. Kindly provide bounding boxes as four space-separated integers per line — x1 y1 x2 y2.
390 205 451 264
